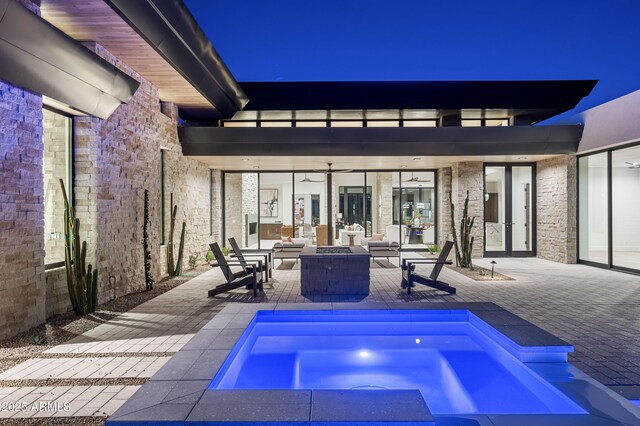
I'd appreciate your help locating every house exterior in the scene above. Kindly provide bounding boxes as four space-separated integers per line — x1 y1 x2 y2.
0 0 638 341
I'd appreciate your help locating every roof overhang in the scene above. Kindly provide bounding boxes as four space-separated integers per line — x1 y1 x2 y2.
0 0 139 119
240 80 597 124
41 0 246 120
104 0 247 118
179 125 584 157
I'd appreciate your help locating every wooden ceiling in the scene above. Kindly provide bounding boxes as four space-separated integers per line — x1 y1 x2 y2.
40 0 215 113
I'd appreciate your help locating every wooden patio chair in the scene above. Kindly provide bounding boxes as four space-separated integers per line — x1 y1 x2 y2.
208 242 263 297
401 240 456 295
227 237 272 284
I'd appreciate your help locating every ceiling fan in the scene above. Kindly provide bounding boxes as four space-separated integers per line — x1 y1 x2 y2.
312 163 353 174
299 173 324 183
403 172 431 183
625 162 640 169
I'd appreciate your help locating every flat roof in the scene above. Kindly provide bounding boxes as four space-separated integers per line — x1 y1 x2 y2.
240 80 597 123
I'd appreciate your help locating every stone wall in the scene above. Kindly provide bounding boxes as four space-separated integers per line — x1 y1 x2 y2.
44 42 215 316
0 80 45 340
437 167 452 246
537 155 577 263
451 162 484 258
224 173 243 247
376 172 393 235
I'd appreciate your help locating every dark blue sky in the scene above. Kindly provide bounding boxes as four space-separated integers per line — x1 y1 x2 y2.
185 0 640 117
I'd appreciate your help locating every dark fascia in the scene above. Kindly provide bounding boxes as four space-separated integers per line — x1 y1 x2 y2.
240 80 598 122
179 125 584 157
104 0 248 119
0 0 139 119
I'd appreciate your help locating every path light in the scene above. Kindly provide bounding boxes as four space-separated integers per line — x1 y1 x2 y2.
490 261 497 278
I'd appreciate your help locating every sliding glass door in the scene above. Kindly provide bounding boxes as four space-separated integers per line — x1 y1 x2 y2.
612 147 640 271
578 144 640 274
223 169 437 250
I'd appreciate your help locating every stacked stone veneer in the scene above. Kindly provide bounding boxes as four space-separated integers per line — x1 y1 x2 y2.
0 81 45 340
451 162 484 258
58 42 214 307
537 155 577 263
376 172 393 235
437 167 453 246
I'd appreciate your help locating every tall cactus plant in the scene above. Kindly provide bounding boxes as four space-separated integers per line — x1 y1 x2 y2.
143 189 154 290
166 193 186 276
449 190 475 268
60 179 98 315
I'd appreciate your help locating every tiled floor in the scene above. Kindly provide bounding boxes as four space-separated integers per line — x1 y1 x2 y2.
1 256 639 420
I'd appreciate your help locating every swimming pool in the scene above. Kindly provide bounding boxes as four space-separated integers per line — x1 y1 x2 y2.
106 303 640 425
210 310 584 415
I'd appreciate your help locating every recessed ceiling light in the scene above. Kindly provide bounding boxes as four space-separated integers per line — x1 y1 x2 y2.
400 165 408 169
241 158 250 162
517 156 527 160
253 166 260 169
413 157 421 161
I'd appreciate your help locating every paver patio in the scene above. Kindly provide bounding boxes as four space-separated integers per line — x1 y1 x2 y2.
0 257 639 420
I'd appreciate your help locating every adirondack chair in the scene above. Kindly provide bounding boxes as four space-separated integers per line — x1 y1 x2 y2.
208 242 263 297
401 240 456 295
227 237 272 284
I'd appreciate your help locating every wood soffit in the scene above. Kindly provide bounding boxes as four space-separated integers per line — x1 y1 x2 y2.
40 0 216 113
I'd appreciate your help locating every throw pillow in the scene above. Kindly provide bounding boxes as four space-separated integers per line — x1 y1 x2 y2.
281 236 293 243
371 233 385 241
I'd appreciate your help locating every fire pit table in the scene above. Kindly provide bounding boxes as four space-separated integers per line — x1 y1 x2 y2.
299 246 371 296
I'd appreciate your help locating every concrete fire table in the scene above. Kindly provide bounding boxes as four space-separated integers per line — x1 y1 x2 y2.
299 246 371 296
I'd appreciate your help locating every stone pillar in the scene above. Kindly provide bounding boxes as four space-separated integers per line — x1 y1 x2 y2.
451 162 484 258
224 174 243 245
376 172 393 234
210 170 223 243
536 155 577 263
0 80 45 340
437 167 452 245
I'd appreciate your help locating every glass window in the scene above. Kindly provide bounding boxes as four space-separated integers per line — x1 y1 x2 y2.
223 121 256 127
293 172 327 245
331 121 363 127
403 120 437 127
396 172 436 248
295 121 326 127
612 147 640 270
485 119 509 127
43 108 72 266
461 120 482 127
260 173 294 249
578 154 608 265
261 121 291 127
367 121 399 127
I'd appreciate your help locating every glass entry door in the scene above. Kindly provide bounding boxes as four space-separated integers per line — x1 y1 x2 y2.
484 165 535 257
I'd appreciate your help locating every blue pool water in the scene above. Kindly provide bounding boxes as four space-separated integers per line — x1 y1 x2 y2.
210 310 586 415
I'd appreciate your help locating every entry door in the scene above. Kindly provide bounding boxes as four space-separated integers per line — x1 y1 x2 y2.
484 165 535 257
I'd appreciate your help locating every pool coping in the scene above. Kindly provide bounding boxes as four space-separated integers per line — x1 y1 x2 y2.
106 302 640 425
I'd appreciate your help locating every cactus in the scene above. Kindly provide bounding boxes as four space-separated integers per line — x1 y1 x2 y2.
143 189 154 290
60 179 98 315
166 193 186 276
450 190 475 268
